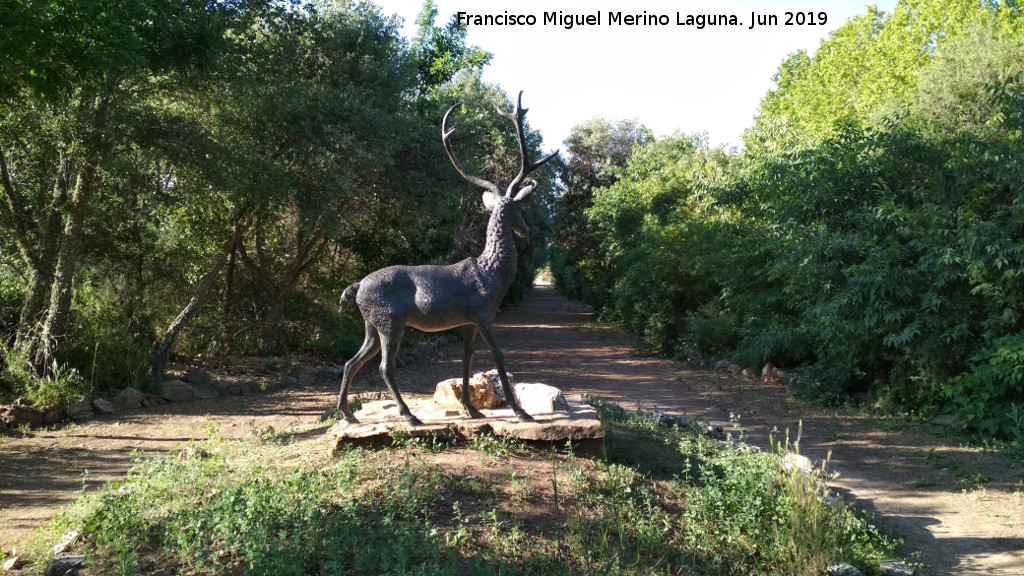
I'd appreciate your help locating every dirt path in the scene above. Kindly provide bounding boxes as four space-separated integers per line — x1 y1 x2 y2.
2 286 1023 575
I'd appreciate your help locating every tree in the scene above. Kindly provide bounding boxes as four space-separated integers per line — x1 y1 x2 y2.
410 0 491 98
749 0 1023 147
0 0 240 374
550 118 653 304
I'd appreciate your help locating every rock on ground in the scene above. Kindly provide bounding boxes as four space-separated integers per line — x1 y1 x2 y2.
158 380 194 403
433 372 503 410
112 387 145 411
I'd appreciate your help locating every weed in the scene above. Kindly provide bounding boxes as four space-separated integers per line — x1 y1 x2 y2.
469 433 527 459
826 413 843 442
30 401 909 576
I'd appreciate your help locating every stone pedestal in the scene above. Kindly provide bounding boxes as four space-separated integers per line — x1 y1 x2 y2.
326 395 604 458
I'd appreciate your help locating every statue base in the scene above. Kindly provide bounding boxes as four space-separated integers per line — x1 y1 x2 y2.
325 395 604 458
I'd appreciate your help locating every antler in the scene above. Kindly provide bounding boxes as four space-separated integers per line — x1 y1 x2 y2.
497 91 559 195
442 104 501 196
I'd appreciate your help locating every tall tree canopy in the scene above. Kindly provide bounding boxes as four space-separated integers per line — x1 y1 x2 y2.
0 0 548 405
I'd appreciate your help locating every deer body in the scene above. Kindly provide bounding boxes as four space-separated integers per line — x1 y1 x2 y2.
335 92 555 424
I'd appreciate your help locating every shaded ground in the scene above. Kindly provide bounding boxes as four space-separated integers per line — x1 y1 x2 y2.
2 285 1023 575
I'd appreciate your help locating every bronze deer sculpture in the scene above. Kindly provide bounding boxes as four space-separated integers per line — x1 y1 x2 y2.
335 92 557 425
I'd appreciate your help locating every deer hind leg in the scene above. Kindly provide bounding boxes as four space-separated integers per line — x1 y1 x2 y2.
460 324 484 419
378 323 423 426
337 321 381 419
475 319 533 422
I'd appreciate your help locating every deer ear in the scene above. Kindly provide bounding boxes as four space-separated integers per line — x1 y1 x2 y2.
482 191 500 211
512 180 537 202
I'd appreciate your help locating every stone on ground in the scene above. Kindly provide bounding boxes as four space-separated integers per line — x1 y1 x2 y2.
92 398 115 414
433 371 504 410
112 387 146 411
67 396 94 420
512 383 569 414
158 380 194 403
0 404 44 428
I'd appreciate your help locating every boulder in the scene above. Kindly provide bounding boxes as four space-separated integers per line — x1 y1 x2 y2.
726 363 742 374
142 394 166 408
512 383 569 414
2 554 25 570
761 362 778 384
92 398 115 414
714 359 731 372
181 369 211 387
0 403 44 428
783 452 814 474
53 530 81 555
278 375 298 388
42 404 65 424
44 555 84 576
483 369 513 391
67 396 94 420
213 379 242 396
239 378 261 395
158 380 194 403
433 372 503 410
192 386 219 400
112 387 146 411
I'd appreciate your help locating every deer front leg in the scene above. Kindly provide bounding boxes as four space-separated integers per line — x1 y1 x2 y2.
336 322 381 422
461 324 484 419
475 319 533 422
378 325 423 426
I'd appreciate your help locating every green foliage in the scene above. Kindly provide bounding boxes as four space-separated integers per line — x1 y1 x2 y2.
750 0 1024 147
945 334 1024 439
549 0 1024 440
0 0 535 400
550 118 653 306
0 345 88 407
411 0 491 98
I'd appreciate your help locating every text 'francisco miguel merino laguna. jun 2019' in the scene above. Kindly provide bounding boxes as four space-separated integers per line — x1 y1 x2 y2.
456 10 829 30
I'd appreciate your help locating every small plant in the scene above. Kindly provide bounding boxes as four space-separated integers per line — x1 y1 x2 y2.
469 433 527 459
826 413 843 442
0 346 89 408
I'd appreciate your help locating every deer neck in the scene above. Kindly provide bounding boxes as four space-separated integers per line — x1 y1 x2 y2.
476 206 518 297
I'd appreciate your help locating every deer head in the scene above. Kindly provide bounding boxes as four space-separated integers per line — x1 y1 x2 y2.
442 91 558 238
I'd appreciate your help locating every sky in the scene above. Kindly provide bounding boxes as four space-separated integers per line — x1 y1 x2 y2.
368 0 899 152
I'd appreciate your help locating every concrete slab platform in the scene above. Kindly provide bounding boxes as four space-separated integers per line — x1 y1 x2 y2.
326 395 604 457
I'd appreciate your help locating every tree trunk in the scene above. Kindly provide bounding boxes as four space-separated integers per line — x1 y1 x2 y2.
29 91 111 373
257 292 287 357
33 160 101 370
9 154 68 356
241 224 326 357
152 221 250 383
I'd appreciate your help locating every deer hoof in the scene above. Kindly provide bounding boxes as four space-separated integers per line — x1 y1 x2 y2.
405 414 424 427
514 411 534 423
464 405 485 419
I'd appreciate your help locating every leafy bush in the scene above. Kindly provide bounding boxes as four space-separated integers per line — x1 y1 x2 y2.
944 333 1024 439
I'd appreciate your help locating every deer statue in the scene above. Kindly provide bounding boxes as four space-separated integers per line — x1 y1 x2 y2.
334 91 557 425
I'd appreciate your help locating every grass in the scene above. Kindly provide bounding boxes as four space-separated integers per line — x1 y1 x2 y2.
26 402 909 576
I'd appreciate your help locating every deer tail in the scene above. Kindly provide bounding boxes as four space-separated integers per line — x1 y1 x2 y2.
339 283 360 312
